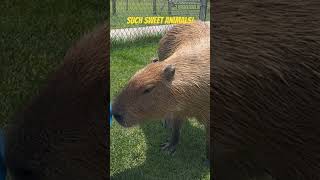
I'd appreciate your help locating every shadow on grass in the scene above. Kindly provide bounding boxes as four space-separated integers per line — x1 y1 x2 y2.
111 120 209 180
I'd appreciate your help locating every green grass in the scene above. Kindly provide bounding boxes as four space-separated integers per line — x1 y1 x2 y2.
111 38 210 179
110 0 210 29
0 0 106 127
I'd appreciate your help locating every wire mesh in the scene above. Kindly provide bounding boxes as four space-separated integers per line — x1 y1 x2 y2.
110 0 210 40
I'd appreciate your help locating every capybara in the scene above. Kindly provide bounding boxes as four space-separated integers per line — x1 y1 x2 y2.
156 21 211 154
213 1 320 180
112 21 210 157
5 24 109 180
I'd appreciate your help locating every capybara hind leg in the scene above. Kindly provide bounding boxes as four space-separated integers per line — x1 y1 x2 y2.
161 117 184 155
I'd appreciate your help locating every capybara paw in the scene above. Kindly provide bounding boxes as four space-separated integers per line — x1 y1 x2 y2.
160 142 177 155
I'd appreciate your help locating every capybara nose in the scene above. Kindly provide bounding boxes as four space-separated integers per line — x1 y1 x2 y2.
113 113 123 123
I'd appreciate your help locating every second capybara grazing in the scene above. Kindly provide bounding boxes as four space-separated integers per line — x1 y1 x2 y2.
213 0 320 180
112 21 210 158
5 24 109 180
157 21 209 61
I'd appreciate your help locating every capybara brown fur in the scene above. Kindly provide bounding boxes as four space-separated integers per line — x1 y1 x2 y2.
157 21 209 61
112 21 210 157
213 1 320 180
156 21 210 153
5 24 109 180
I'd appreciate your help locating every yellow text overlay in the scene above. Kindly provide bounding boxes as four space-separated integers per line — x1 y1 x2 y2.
127 16 195 25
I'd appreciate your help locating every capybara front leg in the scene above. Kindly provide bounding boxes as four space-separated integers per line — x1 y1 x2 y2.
161 117 183 155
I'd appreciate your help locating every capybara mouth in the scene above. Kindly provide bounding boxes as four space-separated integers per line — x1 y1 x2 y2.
115 119 130 127
112 113 133 127
112 113 126 126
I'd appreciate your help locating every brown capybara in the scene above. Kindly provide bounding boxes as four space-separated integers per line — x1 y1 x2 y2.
155 21 210 154
213 1 320 180
5 24 109 180
112 21 210 158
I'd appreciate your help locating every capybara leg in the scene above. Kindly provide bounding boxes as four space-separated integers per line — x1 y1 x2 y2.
161 118 170 129
161 118 183 155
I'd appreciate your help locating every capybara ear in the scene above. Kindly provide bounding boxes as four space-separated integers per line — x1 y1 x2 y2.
163 64 175 81
151 57 159 63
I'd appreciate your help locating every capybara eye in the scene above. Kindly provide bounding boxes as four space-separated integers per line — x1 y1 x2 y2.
143 86 155 94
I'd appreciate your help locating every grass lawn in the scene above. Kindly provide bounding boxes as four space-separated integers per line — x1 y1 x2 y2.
0 0 106 126
110 0 210 29
110 37 210 179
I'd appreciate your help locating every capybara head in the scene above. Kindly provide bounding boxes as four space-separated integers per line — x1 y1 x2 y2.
112 61 177 127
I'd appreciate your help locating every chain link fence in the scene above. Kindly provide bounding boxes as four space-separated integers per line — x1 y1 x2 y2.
111 0 210 40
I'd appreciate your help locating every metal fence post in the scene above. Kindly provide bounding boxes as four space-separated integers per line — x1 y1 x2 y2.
126 0 128 11
168 0 172 15
112 0 116 15
199 0 207 21
153 0 157 15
